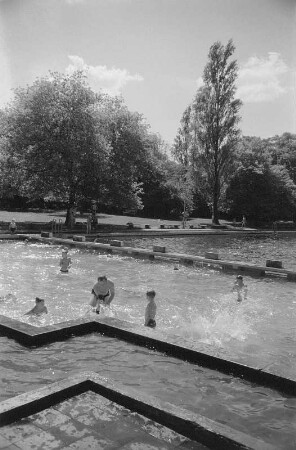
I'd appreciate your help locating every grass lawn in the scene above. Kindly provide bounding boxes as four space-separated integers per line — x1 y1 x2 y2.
0 209 230 230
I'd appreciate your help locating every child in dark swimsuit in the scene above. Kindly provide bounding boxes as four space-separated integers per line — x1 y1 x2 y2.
25 297 48 316
60 249 72 273
145 290 157 328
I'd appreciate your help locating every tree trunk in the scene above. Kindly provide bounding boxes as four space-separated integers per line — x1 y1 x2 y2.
212 183 220 225
65 192 76 228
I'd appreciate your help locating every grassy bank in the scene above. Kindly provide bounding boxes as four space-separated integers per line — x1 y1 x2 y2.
0 209 231 232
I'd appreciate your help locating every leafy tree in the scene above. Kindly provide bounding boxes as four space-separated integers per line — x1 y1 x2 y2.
100 98 148 213
226 136 296 223
172 105 192 167
1 71 109 225
180 40 242 224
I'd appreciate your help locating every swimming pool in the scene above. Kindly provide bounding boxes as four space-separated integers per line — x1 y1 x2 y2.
1 239 296 378
1 239 296 448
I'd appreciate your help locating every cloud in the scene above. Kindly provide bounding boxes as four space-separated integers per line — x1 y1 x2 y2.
65 0 85 4
66 55 143 96
237 52 289 103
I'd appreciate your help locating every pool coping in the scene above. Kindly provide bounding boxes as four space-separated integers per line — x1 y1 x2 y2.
13 233 296 281
0 314 295 397
0 371 276 450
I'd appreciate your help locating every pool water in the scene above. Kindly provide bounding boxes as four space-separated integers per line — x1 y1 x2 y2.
1 239 296 448
1 240 296 377
1 334 296 449
108 233 296 269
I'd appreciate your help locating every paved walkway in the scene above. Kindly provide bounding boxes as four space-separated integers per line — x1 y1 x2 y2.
0 391 208 449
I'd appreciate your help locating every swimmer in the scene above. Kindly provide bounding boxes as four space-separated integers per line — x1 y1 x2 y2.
25 297 48 316
59 249 72 273
232 275 247 302
90 275 115 314
144 290 157 328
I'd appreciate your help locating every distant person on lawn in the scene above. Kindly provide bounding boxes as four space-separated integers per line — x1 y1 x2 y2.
9 219 17 234
90 275 115 314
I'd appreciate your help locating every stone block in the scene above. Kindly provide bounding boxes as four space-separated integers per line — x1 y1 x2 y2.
287 273 296 281
41 232 53 238
73 235 86 242
110 240 123 247
204 252 219 260
153 245 166 253
266 260 283 268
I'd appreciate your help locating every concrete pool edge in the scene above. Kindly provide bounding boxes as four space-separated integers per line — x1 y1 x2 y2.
0 371 276 450
0 314 295 397
15 233 296 281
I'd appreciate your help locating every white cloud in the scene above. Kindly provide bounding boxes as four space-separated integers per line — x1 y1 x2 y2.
65 0 85 4
237 52 289 103
66 55 143 96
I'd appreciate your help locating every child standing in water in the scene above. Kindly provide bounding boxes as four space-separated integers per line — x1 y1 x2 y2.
145 290 157 328
25 297 48 316
60 249 72 273
232 275 247 302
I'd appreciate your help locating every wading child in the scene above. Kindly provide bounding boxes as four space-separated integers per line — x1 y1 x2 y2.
90 275 115 314
60 249 72 273
145 290 157 328
25 297 48 316
232 275 247 303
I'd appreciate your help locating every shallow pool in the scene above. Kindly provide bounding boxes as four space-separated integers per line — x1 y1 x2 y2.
1 334 296 449
1 239 296 449
0 240 296 378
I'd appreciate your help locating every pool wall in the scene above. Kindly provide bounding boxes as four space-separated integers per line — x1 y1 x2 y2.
19 233 296 281
1 314 295 397
0 371 276 450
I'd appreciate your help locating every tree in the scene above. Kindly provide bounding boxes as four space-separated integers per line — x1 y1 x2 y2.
225 136 296 223
172 105 192 167
2 71 109 225
190 40 242 224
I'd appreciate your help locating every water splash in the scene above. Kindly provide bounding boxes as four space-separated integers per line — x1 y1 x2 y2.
179 295 256 346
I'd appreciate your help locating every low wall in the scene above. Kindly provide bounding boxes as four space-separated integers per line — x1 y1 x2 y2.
0 314 295 397
0 372 276 450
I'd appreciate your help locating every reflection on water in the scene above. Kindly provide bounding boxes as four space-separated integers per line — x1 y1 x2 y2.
0 240 296 376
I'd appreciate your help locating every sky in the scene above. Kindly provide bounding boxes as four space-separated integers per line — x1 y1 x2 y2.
0 0 295 145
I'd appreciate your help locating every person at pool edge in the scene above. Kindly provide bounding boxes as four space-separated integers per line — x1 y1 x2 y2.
145 290 157 328
232 275 247 302
90 275 115 314
25 297 48 316
60 249 72 273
